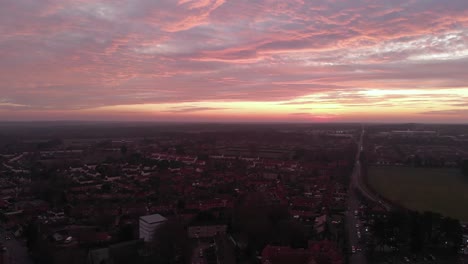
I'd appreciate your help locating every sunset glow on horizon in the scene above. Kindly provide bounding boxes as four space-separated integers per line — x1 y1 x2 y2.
1 0 468 123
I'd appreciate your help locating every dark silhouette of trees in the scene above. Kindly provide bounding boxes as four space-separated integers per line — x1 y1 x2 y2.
117 223 134 242
151 219 191 264
175 145 186 155
409 212 424 252
371 210 462 254
100 182 112 192
120 145 128 155
30 166 71 208
96 163 120 177
276 219 307 248
292 148 306 160
461 159 468 177
440 217 463 253
232 191 308 258
25 221 39 251
36 138 63 150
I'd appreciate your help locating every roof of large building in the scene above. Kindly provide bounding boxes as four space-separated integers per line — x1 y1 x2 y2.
140 214 167 224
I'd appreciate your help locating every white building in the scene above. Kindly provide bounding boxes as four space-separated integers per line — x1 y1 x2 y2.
139 214 167 242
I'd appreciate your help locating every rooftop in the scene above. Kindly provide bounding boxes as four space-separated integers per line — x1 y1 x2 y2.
140 214 167 224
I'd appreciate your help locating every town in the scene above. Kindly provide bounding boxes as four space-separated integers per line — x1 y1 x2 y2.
0 122 467 264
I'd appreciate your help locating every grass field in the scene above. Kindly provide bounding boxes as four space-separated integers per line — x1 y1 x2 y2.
368 166 468 222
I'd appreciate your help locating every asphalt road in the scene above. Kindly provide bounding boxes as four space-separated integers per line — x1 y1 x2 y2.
353 130 391 211
346 129 368 264
346 188 367 264
346 128 392 264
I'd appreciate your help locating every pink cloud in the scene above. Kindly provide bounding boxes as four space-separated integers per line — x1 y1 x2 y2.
1 0 468 122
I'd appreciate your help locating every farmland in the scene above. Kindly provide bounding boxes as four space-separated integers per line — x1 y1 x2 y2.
368 166 468 222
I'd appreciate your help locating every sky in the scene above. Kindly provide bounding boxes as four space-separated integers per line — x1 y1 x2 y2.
0 0 468 123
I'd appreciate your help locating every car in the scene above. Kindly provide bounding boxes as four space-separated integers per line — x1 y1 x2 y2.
5 236 10 241
355 223 360 228
403 256 410 263
351 246 356 254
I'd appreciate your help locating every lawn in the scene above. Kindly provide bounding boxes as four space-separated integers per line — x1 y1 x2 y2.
368 166 468 222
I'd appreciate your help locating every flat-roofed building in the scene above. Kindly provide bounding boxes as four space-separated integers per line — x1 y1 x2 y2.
139 214 167 242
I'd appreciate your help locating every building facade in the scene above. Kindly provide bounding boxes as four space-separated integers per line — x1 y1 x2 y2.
139 214 167 242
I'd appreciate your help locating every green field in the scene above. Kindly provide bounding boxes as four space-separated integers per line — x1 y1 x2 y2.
368 166 468 222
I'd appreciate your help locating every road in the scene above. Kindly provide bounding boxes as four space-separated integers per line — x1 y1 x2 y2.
346 187 367 264
352 129 392 211
346 129 367 264
346 128 391 264
0 229 34 264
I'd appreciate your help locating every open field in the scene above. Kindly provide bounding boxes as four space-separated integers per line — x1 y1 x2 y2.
368 166 468 222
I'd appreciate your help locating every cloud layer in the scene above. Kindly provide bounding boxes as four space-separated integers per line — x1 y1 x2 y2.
1 0 468 122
